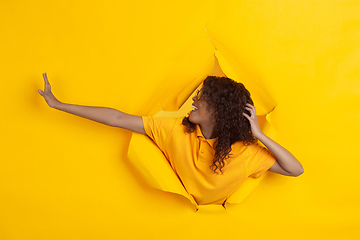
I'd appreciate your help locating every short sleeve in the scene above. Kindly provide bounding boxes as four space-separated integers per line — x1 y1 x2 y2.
142 116 177 150
247 143 276 178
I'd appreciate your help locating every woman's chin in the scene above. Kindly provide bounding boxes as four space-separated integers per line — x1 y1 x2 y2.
189 112 197 124
189 113 199 124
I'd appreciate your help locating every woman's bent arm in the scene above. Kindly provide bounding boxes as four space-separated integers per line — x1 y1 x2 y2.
243 103 304 176
38 73 146 134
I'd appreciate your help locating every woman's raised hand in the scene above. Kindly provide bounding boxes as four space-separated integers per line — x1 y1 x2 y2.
243 103 263 139
38 73 62 108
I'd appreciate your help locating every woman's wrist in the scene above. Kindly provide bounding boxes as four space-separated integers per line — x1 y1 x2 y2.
254 131 266 141
52 101 64 110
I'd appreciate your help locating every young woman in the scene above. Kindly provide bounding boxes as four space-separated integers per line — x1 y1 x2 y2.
38 64 303 205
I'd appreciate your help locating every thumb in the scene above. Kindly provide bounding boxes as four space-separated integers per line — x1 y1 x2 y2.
38 89 44 96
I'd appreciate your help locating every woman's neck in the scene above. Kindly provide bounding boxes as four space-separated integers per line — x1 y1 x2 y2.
199 123 215 139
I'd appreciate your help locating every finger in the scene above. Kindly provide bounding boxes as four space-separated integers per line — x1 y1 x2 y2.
246 103 255 110
242 112 251 121
245 104 256 113
43 73 48 84
43 73 51 90
244 107 253 115
43 73 47 83
38 89 43 96
43 73 47 86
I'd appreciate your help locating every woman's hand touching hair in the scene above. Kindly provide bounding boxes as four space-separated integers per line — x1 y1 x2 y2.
243 103 263 139
243 103 304 176
38 73 62 108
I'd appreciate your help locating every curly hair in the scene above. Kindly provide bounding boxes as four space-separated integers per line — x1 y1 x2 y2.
182 76 256 174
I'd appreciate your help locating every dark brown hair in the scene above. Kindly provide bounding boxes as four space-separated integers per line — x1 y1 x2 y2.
182 76 256 174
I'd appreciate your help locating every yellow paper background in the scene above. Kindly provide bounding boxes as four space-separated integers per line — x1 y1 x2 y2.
1 0 359 239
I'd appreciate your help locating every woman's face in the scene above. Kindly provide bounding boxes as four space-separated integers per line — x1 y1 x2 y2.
189 90 215 126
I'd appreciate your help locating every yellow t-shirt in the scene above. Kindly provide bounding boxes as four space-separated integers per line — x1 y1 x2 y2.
142 116 276 205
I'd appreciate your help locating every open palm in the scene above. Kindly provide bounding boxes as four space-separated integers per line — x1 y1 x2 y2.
38 73 61 108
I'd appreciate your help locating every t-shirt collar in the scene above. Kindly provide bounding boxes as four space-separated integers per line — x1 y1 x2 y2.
195 124 216 148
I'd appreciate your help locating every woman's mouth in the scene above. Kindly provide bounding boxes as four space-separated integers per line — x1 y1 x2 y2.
191 104 198 113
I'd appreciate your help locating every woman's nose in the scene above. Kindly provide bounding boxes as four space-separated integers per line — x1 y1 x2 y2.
192 96 197 101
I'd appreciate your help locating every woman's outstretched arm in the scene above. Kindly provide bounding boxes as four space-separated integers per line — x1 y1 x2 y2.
38 73 146 134
243 103 304 177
